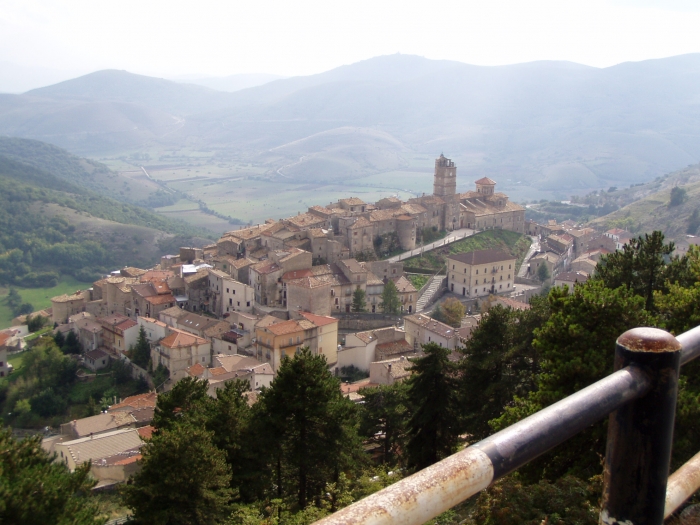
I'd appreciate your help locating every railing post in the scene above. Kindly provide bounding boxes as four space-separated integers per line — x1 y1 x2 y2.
601 327 682 525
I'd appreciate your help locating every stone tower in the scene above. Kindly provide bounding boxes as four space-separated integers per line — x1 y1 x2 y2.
433 154 457 200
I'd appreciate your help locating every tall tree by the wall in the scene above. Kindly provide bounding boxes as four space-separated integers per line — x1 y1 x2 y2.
0 429 103 525
255 348 364 509
351 287 367 312
359 382 409 465
593 231 690 311
405 343 461 471
380 279 401 314
536 262 550 282
131 325 151 369
122 424 233 525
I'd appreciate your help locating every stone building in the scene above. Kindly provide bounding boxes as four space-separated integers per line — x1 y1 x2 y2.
446 249 516 298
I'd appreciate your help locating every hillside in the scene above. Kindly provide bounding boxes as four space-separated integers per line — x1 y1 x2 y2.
587 163 700 246
0 154 210 287
2 54 700 198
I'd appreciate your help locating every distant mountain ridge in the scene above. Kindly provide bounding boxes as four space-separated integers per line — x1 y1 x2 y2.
2 53 700 194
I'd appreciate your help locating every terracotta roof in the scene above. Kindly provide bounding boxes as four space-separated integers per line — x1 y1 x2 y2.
286 276 331 289
121 267 148 278
109 392 157 411
392 276 417 293
376 356 413 380
348 217 372 229
145 294 175 305
491 296 531 311
85 349 109 361
265 320 303 336
0 333 12 347
339 197 366 206
99 314 130 326
138 425 154 440
141 270 175 282
159 306 187 319
285 212 327 228
131 283 157 298
160 330 207 348
65 411 135 438
116 319 138 331
376 339 413 358
282 269 314 280
475 177 497 185
186 363 206 377
51 292 85 303
352 330 375 344
555 271 590 283
447 249 514 266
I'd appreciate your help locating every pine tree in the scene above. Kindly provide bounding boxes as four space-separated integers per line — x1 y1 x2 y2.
62 330 82 355
152 376 212 431
405 343 461 471
122 425 233 525
351 287 367 312
255 348 364 509
359 382 409 465
380 279 401 314
0 429 102 525
132 325 151 369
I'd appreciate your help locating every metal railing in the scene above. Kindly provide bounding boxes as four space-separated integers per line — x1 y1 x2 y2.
315 325 700 525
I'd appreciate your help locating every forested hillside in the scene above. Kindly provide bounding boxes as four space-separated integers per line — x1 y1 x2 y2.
0 155 209 286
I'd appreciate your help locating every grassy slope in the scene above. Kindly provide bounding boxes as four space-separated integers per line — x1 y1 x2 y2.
588 164 700 245
403 230 531 273
0 276 91 328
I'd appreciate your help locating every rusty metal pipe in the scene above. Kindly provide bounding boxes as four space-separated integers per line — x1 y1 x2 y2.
601 327 682 525
665 450 700 518
313 365 649 525
678 325 700 366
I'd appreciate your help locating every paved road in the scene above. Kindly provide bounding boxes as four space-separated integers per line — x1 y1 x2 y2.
387 228 475 263
517 236 540 278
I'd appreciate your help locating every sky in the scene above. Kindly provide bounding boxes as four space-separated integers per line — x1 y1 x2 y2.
2 0 700 81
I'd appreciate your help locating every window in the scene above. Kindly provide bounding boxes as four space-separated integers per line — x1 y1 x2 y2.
226 288 229 293
233 289 236 294
501 266 503 270
202 357 205 362
297 336 301 344
247 301 250 307
289 337 293 345
476 269 479 275
229 298 233 305
452 264 455 269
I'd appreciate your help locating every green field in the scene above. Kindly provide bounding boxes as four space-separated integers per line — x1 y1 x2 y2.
403 230 532 273
0 276 91 329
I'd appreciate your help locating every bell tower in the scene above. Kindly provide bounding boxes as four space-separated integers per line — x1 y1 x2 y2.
433 154 457 200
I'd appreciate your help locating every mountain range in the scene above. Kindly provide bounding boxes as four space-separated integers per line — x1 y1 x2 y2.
1 54 700 195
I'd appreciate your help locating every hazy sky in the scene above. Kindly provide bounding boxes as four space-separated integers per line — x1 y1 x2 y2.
2 0 700 78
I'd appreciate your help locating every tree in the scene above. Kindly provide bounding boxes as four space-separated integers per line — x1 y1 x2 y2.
152 376 212 431
205 380 256 501
0 428 103 525
593 231 686 311
62 330 82 355
132 325 151 369
670 186 688 206
380 279 401 314
351 287 367 312
493 281 652 481
440 297 465 328
27 314 47 333
255 348 364 509
53 329 65 348
359 382 409 465
122 425 233 525
405 343 461 471
536 263 549 282
459 302 547 442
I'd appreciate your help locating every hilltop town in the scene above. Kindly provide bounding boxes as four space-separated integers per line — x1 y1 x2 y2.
0 153 651 492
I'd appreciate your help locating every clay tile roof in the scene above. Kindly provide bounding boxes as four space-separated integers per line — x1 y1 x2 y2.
209 367 228 376
283 269 314 281
109 392 157 411
85 349 108 360
51 292 85 303
116 319 138 330
353 330 375 344
68 411 136 437
0 333 10 347
348 217 372 229
475 177 497 185
447 249 514 265
161 330 207 348
492 296 531 311
340 197 366 206
286 276 329 289
266 320 302 336
145 294 175 305
138 426 154 439
392 276 417 293
555 271 590 283
60 428 142 465
186 363 206 377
